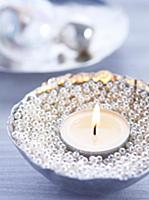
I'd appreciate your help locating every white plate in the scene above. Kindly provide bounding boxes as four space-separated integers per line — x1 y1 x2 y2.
0 0 129 73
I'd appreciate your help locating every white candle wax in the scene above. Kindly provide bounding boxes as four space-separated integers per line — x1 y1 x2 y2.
60 109 129 155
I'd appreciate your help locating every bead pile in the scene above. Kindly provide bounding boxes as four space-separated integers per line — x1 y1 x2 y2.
8 71 149 180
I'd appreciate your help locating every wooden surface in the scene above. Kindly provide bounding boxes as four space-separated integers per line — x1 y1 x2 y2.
0 0 149 199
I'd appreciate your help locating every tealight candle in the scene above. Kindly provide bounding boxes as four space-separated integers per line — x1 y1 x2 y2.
60 104 130 155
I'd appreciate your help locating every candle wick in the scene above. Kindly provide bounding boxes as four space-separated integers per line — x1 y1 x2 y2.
93 124 97 136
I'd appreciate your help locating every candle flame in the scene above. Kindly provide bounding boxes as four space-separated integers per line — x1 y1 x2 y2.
92 103 101 132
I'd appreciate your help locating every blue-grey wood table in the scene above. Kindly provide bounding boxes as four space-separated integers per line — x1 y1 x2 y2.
0 0 149 199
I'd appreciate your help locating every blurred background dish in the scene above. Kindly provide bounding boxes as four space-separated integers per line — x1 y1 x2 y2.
0 0 129 73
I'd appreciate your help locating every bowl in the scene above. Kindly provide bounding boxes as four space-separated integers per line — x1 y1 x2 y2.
7 70 149 194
